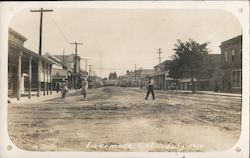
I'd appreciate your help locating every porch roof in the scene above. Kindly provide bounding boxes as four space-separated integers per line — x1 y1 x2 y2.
9 40 55 65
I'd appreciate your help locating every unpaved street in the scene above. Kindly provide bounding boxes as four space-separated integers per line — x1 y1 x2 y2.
8 87 241 152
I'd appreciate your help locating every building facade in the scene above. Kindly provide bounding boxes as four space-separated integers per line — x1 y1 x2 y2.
8 28 54 100
220 35 242 93
153 60 176 90
54 54 83 89
118 69 157 88
177 54 222 91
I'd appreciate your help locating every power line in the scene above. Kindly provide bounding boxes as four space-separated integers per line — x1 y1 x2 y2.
48 12 70 43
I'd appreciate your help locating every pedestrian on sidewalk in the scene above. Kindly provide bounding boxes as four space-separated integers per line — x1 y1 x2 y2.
145 77 155 100
56 81 61 93
61 79 68 100
81 78 88 100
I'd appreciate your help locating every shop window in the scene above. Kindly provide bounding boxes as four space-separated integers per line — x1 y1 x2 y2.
225 51 228 62
231 49 235 62
231 70 242 88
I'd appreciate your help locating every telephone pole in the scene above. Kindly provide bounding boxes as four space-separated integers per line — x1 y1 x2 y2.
100 52 102 78
81 58 90 72
88 65 93 80
135 64 137 87
156 48 163 64
30 8 53 97
62 50 65 68
63 50 65 62
70 42 83 89
30 8 53 56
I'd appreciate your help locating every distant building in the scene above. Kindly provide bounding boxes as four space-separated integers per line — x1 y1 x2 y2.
8 28 55 100
137 69 158 88
152 54 223 91
108 72 118 80
153 60 176 90
119 69 157 87
205 54 223 91
54 54 81 73
220 35 242 93
177 54 222 91
54 54 85 89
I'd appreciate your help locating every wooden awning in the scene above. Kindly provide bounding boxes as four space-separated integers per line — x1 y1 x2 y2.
9 40 55 65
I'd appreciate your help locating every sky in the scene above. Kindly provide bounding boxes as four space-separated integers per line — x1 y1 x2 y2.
10 8 241 78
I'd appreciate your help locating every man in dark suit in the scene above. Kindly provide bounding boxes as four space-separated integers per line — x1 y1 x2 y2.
145 77 155 100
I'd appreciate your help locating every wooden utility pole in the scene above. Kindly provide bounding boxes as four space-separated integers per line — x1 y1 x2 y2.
135 64 137 87
31 8 53 97
156 48 163 64
88 65 93 80
81 58 90 72
30 8 53 56
99 52 102 77
70 42 83 89
63 50 65 63
135 64 137 80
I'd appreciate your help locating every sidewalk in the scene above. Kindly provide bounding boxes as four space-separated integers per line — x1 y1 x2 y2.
164 90 242 97
128 87 241 97
8 90 79 104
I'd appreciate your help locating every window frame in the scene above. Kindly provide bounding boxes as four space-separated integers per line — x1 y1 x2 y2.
231 69 242 88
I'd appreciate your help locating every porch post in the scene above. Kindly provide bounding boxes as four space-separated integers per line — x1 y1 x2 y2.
47 63 49 95
50 64 52 94
43 61 46 96
17 52 22 100
71 75 75 89
28 56 32 99
37 59 42 97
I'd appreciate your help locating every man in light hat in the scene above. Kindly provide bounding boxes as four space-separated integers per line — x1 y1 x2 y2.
61 78 68 100
81 78 88 100
145 77 155 100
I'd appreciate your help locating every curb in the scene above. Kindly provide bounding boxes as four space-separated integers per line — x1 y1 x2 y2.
155 90 241 97
8 90 80 104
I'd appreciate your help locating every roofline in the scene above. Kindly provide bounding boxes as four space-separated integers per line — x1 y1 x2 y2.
44 53 63 66
9 40 54 64
9 27 27 42
220 35 242 47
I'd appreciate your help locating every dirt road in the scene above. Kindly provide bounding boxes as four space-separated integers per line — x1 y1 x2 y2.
8 87 242 152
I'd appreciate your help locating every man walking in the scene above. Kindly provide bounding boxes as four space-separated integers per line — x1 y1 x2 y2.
145 77 155 100
81 78 88 100
61 79 68 100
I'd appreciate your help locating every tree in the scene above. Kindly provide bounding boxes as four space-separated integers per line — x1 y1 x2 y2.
169 39 212 93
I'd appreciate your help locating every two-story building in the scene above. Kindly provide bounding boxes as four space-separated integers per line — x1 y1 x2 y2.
220 35 242 93
54 54 84 89
153 60 176 90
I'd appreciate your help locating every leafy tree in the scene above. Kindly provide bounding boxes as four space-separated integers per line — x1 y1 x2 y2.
169 39 213 93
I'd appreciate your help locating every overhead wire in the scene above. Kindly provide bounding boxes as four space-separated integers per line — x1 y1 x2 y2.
47 12 70 44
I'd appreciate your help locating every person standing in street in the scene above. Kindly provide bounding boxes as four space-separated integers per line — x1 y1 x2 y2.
61 79 68 100
145 77 155 100
81 78 88 100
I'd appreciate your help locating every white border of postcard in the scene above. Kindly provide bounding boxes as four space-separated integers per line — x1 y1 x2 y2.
0 1 249 158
